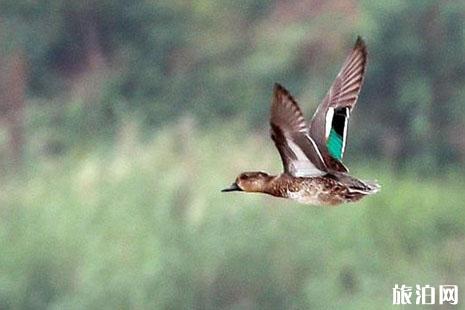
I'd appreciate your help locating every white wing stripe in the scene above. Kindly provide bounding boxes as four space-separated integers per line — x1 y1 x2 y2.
341 108 349 156
286 139 325 177
325 107 334 138
305 134 325 165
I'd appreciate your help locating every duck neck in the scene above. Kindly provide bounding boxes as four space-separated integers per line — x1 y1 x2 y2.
262 174 287 197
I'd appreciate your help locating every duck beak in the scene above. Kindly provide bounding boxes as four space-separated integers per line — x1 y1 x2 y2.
221 182 242 192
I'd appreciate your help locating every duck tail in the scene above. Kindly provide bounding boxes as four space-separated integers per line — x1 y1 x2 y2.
363 180 381 194
348 179 380 195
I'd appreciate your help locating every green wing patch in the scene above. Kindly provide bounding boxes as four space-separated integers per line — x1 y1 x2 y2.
327 128 343 160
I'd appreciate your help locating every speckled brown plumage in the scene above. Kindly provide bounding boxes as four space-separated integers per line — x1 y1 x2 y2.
262 173 375 205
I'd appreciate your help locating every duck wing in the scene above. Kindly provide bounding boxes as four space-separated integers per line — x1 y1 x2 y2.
308 37 368 173
270 83 327 177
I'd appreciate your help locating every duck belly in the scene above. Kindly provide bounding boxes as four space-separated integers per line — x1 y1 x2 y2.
285 178 346 206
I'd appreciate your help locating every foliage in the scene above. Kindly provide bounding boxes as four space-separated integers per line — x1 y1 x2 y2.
1 1 465 167
0 125 464 309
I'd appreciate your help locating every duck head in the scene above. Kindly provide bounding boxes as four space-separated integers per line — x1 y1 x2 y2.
222 172 271 193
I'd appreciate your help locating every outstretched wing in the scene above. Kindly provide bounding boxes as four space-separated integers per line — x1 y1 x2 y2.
270 83 327 177
309 36 368 172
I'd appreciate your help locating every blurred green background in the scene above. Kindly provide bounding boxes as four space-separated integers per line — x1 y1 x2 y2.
0 0 464 309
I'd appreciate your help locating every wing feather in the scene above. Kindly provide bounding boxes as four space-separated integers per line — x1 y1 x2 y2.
270 84 327 177
309 36 368 172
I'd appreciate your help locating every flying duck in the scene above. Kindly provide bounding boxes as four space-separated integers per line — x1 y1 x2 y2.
222 37 380 205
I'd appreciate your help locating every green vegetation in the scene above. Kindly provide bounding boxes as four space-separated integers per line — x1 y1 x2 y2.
1 124 464 309
0 0 464 308
1 1 465 167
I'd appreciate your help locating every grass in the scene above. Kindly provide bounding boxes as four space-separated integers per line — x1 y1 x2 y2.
0 120 464 309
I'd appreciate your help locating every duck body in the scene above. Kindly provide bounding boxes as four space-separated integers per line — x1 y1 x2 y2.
265 173 379 205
